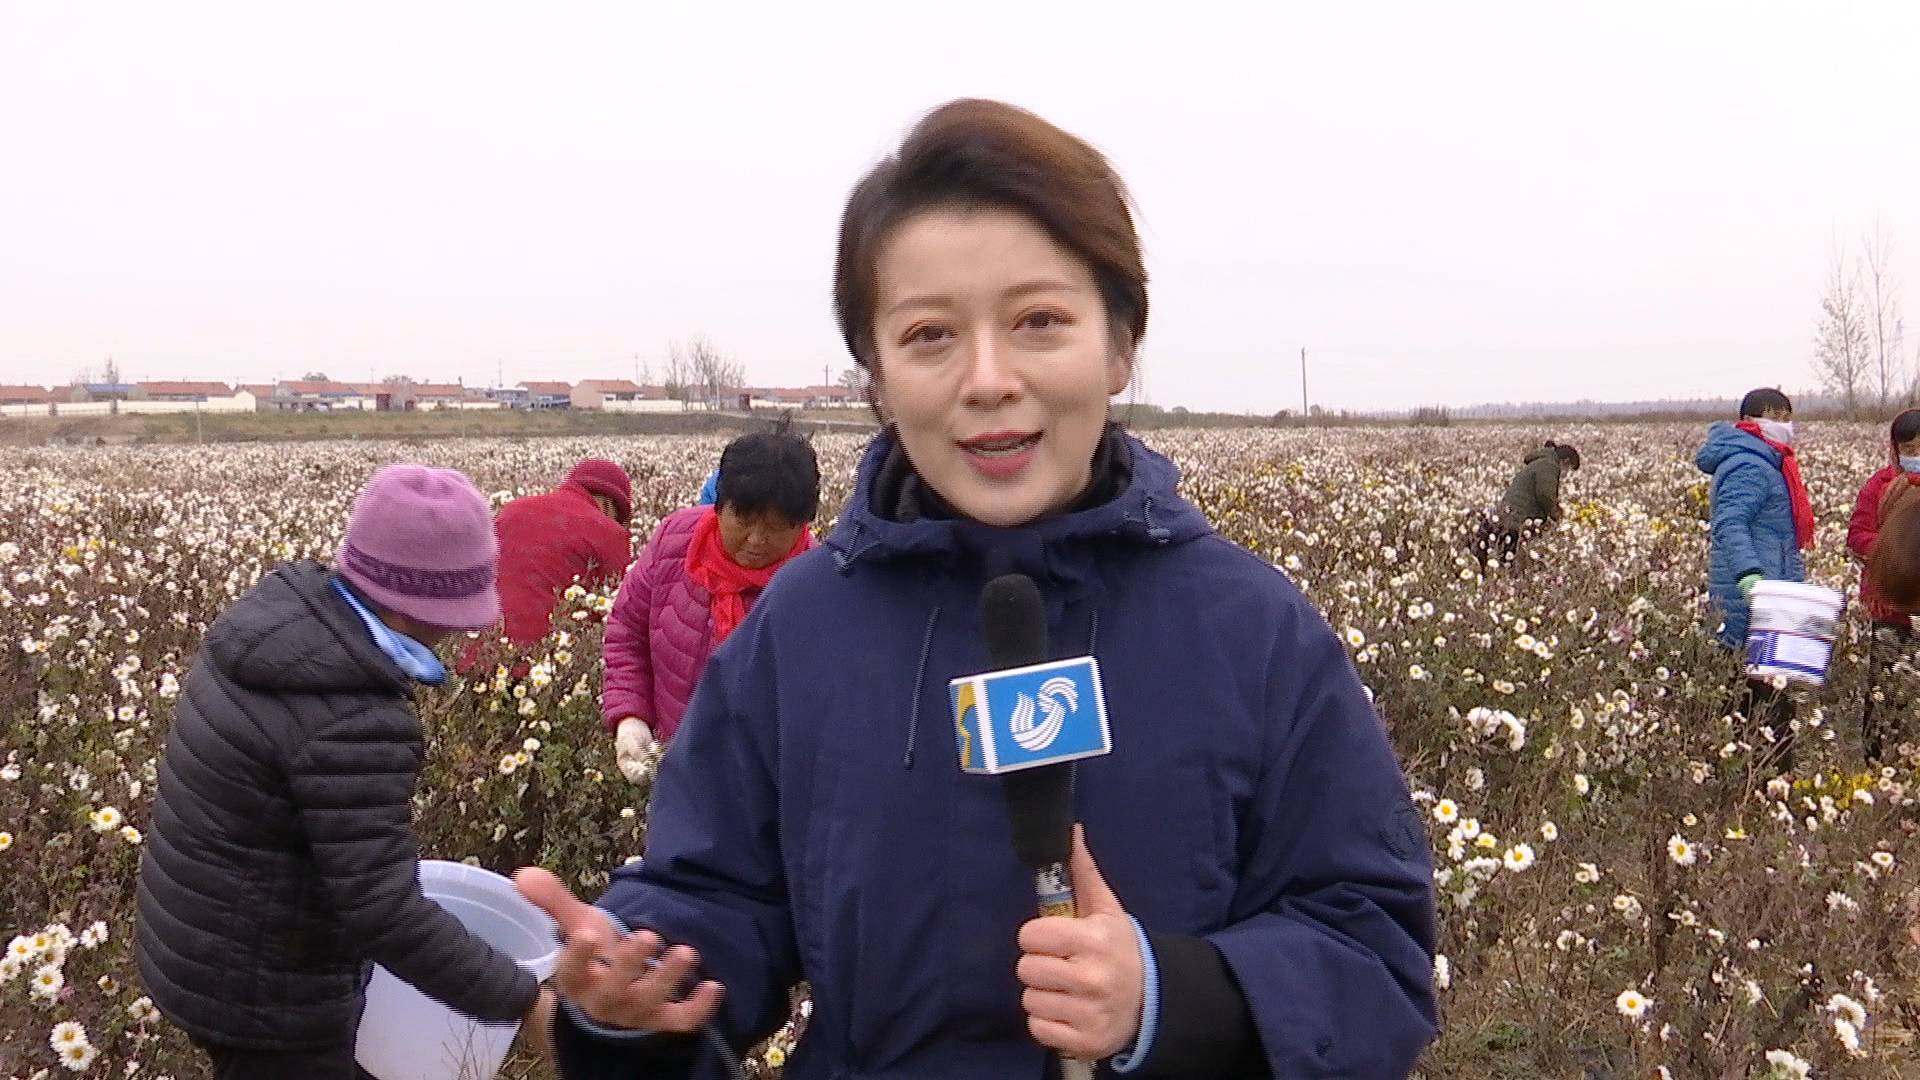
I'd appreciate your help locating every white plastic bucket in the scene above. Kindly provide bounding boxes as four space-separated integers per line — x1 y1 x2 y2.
1745 580 1846 687
355 860 559 1080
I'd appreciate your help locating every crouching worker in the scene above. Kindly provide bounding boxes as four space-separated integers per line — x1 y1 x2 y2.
135 464 551 1079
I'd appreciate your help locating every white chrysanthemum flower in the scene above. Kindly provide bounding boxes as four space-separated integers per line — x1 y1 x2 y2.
1764 1049 1811 1078
121 826 143 845
88 806 122 833
31 964 65 999
1871 851 1895 871
1431 799 1458 824
1828 993 1868 1028
1575 862 1601 884
1574 773 1590 796
1615 988 1651 1020
49 1021 87 1051
1433 954 1451 990
59 1038 98 1071
1834 1017 1864 1057
1540 821 1558 842
1503 844 1536 872
1667 834 1696 867
128 996 158 1022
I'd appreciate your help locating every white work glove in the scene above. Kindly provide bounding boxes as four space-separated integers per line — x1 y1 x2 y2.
614 717 657 784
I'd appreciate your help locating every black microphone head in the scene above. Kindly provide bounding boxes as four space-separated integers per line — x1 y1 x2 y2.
980 573 1047 669
1004 765 1074 868
979 573 1072 868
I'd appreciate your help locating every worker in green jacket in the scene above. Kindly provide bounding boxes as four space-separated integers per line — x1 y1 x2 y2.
1474 441 1581 567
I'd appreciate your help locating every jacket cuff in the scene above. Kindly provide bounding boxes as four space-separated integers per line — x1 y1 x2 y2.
552 994 703 1077
1122 932 1265 1078
1110 917 1160 1073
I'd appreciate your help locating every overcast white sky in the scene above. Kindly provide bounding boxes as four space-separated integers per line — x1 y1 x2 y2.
4 2 1919 412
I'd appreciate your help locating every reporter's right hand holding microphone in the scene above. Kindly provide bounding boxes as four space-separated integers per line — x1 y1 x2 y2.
513 866 724 1042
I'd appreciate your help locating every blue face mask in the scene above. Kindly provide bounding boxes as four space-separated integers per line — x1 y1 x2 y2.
1901 455 1920 475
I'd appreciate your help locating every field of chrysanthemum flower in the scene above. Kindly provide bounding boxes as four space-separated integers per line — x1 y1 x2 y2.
4 424 1918 1079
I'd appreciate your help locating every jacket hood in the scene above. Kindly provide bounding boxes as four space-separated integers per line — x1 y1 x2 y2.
1696 421 1782 477
204 561 411 695
824 427 1212 591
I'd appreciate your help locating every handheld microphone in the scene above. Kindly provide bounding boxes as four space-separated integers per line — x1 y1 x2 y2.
964 573 1112 1080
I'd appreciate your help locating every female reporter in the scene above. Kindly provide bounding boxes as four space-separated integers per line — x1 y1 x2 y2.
518 99 1437 1079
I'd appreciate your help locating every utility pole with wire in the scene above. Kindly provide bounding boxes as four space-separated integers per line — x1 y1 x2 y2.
1300 347 1309 415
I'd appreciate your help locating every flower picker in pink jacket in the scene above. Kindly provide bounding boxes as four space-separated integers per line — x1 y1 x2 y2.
602 428 820 780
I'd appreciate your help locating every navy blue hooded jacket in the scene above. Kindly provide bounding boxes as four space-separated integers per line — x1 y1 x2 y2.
1697 422 1806 648
556 430 1437 1078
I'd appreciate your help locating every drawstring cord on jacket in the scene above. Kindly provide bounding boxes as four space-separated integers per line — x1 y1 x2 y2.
903 606 941 770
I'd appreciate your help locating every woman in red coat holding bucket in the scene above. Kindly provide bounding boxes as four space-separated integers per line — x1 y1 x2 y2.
1848 409 1920 760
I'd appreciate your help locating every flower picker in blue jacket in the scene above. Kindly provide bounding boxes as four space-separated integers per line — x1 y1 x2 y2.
1697 387 1814 771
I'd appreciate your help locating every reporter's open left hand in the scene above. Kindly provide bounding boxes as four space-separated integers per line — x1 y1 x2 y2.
513 866 724 1035
1014 825 1144 1061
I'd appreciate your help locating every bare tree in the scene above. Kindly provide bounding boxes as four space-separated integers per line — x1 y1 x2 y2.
1813 246 1871 418
663 343 693 404
1863 224 1903 408
687 337 745 407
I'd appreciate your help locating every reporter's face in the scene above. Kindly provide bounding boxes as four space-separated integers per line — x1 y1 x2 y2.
869 208 1131 529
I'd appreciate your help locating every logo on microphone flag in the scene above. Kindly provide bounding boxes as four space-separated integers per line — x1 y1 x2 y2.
951 657 1110 775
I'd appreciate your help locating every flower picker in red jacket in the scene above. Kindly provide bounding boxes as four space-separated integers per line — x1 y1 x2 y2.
495 459 635 647
1849 409 1920 760
601 429 819 780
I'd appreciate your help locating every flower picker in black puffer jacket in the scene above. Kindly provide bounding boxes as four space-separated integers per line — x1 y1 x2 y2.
135 464 552 1080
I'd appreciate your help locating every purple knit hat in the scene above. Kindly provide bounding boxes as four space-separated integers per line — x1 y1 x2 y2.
335 464 500 631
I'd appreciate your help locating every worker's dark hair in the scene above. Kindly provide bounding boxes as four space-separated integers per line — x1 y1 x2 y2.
1889 409 1920 448
716 422 821 525
1544 440 1581 471
1739 388 1793 419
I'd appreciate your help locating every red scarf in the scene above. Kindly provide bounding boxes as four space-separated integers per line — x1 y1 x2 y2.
684 507 814 644
1736 420 1814 550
